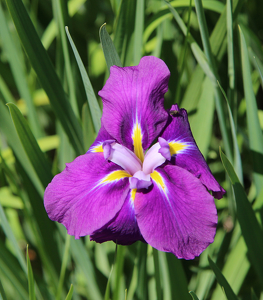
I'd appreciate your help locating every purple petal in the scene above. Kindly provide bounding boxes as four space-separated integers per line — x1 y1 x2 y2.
102 140 115 160
98 56 170 151
106 143 142 175
129 171 152 189
161 104 225 199
89 124 114 154
134 165 217 259
44 153 131 238
91 191 145 245
158 137 171 160
143 142 166 175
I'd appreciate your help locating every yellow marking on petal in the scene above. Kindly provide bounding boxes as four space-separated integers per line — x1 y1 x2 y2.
150 170 165 191
91 144 103 153
101 170 131 183
132 122 144 162
131 188 137 202
169 141 186 156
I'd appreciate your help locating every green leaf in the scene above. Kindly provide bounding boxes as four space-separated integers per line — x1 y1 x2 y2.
208 257 238 300
165 253 191 300
65 285 74 300
220 149 263 287
53 0 78 117
0 201 27 273
0 240 28 300
0 3 42 138
99 23 122 71
7 103 53 188
4 0 84 155
239 25 263 195
189 291 200 300
217 81 243 183
27 245 36 300
152 248 162 300
69 238 102 300
164 0 216 84
227 0 235 91
211 236 249 300
104 266 113 300
113 245 125 300
56 234 71 300
0 278 7 300
133 0 144 64
65 27 101 133
112 0 136 66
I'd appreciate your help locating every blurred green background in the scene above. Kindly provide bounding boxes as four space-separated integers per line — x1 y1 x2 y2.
0 0 263 299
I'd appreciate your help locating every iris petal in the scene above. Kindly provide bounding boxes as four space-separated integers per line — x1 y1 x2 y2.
99 56 170 151
44 153 130 238
91 190 145 245
161 104 225 199
135 165 217 259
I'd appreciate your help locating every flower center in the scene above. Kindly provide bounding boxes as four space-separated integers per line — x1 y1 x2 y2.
102 138 170 190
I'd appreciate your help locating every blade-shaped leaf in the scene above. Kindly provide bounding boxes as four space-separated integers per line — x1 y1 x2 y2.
7 103 53 188
239 25 263 195
0 278 7 300
99 23 122 71
65 27 101 133
208 257 238 300
4 0 84 155
220 149 263 287
65 285 74 300
27 246 36 300
189 291 200 300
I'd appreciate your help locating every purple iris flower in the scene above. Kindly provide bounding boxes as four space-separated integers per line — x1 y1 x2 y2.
44 56 225 259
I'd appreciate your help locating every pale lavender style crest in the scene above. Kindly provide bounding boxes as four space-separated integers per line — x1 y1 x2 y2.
44 56 225 259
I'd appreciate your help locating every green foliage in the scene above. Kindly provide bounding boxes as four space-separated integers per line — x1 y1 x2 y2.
0 0 263 299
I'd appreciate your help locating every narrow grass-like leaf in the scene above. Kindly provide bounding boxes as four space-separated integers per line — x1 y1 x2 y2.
7 103 53 188
227 0 235 91
189 291 200 300
113 245 125 300
193 0 232 161
27 245 36 300
133 0 144 64
239 25 263 194
0 241 28 300
143 1 225 45
0 279 7 300
104 266 113 300
0 3 42 138
253 55 263 87
4 0 84 155
189 77 214 158
100 23 122 71
211 236 249 300
56 234 71 300
69 239 102 300
112 0 136 66
82 103 96 151
164 1 216 84
220 149 263 287
65 27 101 133
0 202 27 274
136 243 148 299
65 285 74 300
153 248 162 300
53 0 78 116
165 254 191 300
217 81 243 183
208 257 238 300
251 290 259 300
